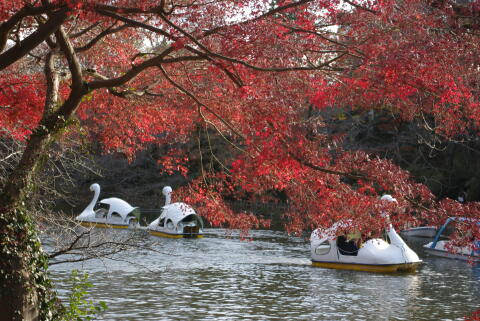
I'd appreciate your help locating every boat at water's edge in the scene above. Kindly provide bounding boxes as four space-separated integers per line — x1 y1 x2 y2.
401 226 437 238
423 217 480 262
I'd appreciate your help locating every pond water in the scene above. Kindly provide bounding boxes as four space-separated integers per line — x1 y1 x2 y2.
48 229 480 321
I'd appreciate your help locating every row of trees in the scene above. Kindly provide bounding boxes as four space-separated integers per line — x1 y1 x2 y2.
1 0 479 319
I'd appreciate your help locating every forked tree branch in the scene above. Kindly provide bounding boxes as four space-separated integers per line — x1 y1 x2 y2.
0 3 61 52
159 13 349 72
88 47 175 89
159 65 246 141
76 23 129 52
0 7 68 71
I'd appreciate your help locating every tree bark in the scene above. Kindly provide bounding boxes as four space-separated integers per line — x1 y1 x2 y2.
0 75 87 321
0 212 42 321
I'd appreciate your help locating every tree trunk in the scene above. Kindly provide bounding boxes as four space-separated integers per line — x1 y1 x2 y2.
0 210 43 321
0 87 86 320
0 128 62 321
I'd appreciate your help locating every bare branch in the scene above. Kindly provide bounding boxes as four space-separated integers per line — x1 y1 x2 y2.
159 65 246 140
47 230 90 259
203 0 315 37
76 23 129 53
0 151 21 163
69 22 100 38
95 8 174 40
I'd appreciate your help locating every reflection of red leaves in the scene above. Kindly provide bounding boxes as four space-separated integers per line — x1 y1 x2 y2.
465 309 480 321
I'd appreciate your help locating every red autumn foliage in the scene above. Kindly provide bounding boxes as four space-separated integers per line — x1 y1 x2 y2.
1 0 479 240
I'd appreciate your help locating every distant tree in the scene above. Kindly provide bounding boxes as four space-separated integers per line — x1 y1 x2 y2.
1 0 479 319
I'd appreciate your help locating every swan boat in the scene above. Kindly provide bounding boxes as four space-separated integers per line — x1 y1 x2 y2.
310 195 422 273
423 217 480 262
147 186 204 238
311 225 422 273
76 183 140 229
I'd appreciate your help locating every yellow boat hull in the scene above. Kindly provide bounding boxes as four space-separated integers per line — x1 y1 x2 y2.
312 261 421 273
78 221 129 229
149 230 204 239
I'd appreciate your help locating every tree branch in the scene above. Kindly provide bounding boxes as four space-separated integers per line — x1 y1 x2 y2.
76 23 129 52
47 230 90 259
0 3 60 52
43 50 60 116
0 7 68 71
160 13 349 72
343 0 378 14
55 27 83 91
88 47 175 89
94 3 165 15
186 44 349 72
159 65 247 141
70 22 100 38
291 151 365 179
95 8 174 40
203 0 315 37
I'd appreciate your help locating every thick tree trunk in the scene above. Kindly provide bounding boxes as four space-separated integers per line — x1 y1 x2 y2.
0 147 62 321
0 210 42 321
0 128 62 321
0 85 87 320
1 10 97 316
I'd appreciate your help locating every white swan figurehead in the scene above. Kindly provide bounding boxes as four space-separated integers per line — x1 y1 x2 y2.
379 194 420 261
163 186 173 206
76 183 100 219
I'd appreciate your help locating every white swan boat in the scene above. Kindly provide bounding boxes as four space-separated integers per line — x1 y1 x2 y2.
147 186 204 238
311 225 422 273
76 183 140 229
423 217 480 262
310 195 422 273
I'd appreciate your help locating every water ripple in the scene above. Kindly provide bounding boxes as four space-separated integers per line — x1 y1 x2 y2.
49 230 480 320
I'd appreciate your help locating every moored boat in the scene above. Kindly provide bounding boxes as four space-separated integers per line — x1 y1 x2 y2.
147 186 204 238
423 217 480 262
75 183 140 229
401 226 437 238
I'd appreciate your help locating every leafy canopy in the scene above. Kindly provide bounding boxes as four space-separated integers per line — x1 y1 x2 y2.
1 0 479 240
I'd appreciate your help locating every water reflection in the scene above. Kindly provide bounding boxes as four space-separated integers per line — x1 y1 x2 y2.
49 229 479 321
